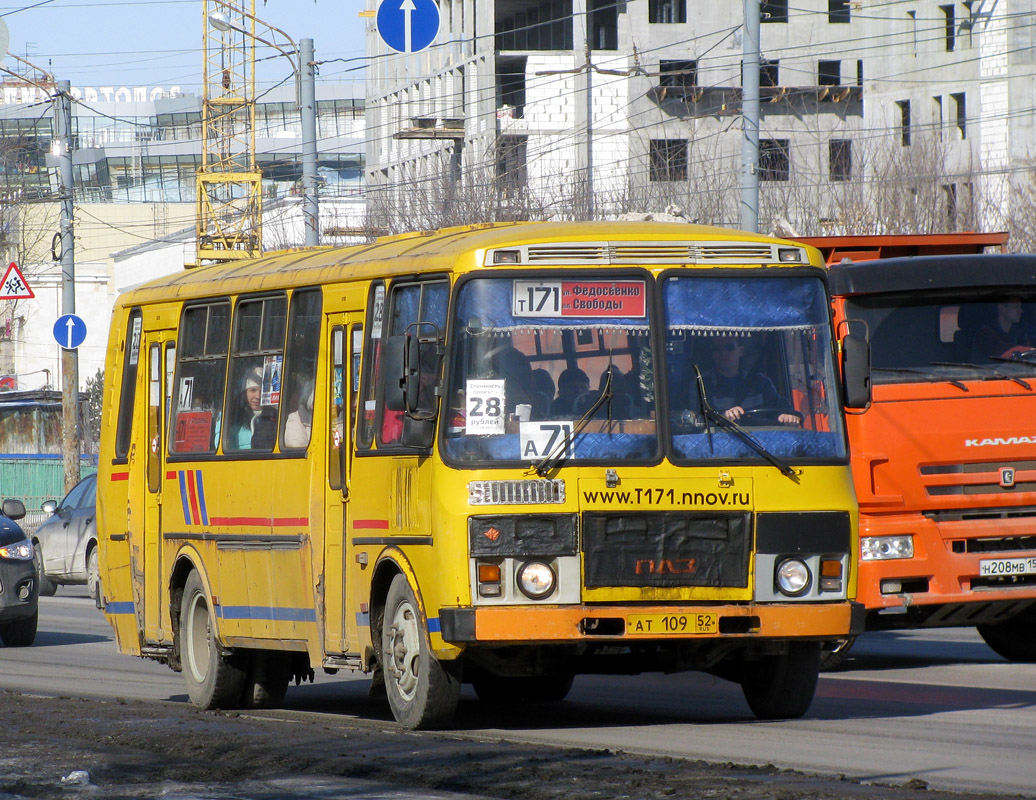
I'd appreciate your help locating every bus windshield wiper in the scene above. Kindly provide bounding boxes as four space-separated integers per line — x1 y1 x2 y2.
692 365 798 482
873 366 969 391
533 367 614 477
930 361 1031 391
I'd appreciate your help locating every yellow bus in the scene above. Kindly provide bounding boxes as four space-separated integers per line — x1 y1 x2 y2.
98 221 863 729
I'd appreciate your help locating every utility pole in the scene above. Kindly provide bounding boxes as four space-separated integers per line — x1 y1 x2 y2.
740 0 760 233
300 37 319 247
584 33 594 221
54 78 79 493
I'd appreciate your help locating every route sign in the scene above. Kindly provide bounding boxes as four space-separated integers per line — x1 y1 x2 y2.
376 0 440 54
0 262 34 299
53 314 87 350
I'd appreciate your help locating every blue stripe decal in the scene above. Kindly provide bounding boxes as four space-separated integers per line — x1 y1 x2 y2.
105 601 135 615
215 605 316 622
356 611 370 628
177 471 192 524
428 617 441 633
195 470 209 526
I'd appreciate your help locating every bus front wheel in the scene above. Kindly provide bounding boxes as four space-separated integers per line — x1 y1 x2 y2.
740 641 820 720
179 570 247 709
381 574 460 729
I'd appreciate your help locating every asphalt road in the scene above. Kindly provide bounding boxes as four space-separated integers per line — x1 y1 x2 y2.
3 587 1035 797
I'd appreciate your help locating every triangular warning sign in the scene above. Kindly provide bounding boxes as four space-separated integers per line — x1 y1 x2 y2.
0 262 34 300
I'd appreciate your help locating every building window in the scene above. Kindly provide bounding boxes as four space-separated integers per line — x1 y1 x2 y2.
660 60 698 88
590 0 618 50
829 0 850 23
760 59 779 88
649 0 686 23
818 60 840 86
497 135 528 198
933 95 944 140
951 92 966 139
940 5 955 51
761 0 788 23
943 183 958 228
759 139 789 181
650 139 688 182
897 99 912 146
829 140 852 181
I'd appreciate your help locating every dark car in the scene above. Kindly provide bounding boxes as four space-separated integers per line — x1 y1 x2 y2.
32 473 100 607
0 497 39 647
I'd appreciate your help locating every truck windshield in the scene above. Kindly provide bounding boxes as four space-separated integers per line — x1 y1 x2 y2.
663 275 846 463
442 275 658 467
844 291 1036 384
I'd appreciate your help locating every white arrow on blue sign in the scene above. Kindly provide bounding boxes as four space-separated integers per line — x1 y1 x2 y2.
376 0 440 54
53 314 87 350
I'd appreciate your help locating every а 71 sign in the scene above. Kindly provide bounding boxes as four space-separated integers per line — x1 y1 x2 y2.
376 0 440 54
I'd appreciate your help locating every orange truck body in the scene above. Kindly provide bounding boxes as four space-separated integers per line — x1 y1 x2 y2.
799 233 1036 641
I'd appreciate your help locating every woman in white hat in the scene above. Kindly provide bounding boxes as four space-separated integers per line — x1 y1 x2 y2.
232 367 264 449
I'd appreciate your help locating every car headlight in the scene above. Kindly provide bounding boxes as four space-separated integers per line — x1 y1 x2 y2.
516 560 556 600
861 535 914 561
0 539 34 561
775 557 811 596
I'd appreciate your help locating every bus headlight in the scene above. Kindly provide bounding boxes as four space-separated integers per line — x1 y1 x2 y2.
861 535 914 561
775 558 811 596
516 560 556 600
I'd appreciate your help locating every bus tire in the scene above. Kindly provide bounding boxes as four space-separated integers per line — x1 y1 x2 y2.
819 636 856 670
740 641 820 720
179 570 247 709
240 650 291 709
0 608 38 647
977 611 1036 662
381 574 460 730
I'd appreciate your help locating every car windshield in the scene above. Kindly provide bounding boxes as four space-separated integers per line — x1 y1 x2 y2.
662 275 846 464
442 275 658 467
845 290 1036 384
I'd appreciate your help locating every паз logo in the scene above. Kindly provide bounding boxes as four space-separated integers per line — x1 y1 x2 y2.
634 558 696 575
999 467 1016 489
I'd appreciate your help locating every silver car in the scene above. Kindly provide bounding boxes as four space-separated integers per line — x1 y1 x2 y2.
32 473 100 607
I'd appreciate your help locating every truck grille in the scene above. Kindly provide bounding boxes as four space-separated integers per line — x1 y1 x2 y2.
921 459 1036 498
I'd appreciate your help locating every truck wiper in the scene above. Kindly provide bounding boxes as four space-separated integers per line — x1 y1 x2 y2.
872 366 969 391
930 361 1031 391
692 365 798 482
533 367 615 477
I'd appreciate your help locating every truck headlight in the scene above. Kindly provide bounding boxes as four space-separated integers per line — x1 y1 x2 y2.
861 535 914 561
517 560 556 599
775 557 811 596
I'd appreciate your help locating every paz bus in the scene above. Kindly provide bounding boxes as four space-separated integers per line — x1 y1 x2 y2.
97 221 865 729
798 233 1036 666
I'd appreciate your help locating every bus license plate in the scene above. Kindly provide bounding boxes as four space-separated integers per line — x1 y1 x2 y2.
626 613 718 636
979 557 1036 577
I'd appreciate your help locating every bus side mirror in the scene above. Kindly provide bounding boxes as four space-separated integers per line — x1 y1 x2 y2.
841 332 871 410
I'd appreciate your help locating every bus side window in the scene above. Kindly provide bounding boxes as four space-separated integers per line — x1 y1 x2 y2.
224 294 287 453
357 282 385 451
280 289 322 451
114 309 142 460
170 302 229 455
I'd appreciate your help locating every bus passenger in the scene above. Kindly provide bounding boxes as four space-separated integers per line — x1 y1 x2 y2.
553 367 590 417
232 368 264 449
284 382 314 448
700 336 799 425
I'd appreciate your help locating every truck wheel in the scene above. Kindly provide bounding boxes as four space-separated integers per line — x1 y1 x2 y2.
381 574 460 729
87 546 102 610
179 570 247 709
977 611 1036 662
33 546 57 596
240 650 291 709
0 608 38 647
819 636 856 670
740 641 820 720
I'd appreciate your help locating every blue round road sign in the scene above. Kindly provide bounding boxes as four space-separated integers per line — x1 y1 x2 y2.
376 0 440 54
54 314 87 350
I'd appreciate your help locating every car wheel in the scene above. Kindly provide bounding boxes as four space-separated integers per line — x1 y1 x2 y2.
178 570 247 709
87 546 102 610
33 545 58 597
0 608 38 647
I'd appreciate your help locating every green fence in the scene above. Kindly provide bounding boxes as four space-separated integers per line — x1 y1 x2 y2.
0 456 98 534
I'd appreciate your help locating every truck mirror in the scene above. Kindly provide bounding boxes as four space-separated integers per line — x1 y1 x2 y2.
841 332 871 410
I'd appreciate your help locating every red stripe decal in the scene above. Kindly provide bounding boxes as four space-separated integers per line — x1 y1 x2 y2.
166 470 177 480
110 472 129 482
186 470 201 526
353 519 390 529
208 517 309 527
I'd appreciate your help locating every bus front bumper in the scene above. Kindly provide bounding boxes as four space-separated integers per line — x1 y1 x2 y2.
438 601 864 644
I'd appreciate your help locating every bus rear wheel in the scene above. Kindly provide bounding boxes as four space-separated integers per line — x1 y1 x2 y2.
381 574 460 730
740 641 820 720
977 610 1036 662
240 650 291 709
179 570 247 709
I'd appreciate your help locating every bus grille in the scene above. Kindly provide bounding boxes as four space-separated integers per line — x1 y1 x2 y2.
581 511 751 588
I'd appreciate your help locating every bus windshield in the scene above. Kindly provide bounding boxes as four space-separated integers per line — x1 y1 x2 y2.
443 274 658 466
845 290 1036 384
663 275 846 463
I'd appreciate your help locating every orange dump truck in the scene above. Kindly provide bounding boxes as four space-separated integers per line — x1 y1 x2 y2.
800 233 1036 664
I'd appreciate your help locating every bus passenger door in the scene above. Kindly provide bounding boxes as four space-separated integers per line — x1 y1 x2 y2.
143 334 175 643
323 315 363 654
